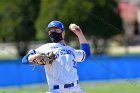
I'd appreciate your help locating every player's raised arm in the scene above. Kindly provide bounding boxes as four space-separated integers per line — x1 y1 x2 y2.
69 24 91 58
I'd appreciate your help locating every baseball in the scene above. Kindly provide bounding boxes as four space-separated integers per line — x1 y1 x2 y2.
70 24 77 30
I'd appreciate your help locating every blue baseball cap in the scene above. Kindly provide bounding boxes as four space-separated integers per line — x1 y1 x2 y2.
47 20 64 31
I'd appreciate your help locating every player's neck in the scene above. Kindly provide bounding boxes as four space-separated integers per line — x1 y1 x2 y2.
59 40 65 44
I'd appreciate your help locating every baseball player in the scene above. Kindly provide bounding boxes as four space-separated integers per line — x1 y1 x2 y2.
22 20 91 93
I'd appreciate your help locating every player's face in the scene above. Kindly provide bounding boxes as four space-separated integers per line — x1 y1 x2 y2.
48 27 63 34
48 27 65 40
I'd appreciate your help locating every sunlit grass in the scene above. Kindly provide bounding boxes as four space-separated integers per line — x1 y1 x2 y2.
0 54 17 59
0 79 140 93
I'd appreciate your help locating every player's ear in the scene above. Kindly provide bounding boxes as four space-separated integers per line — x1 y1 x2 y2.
63 30 65 34
62 31 65 39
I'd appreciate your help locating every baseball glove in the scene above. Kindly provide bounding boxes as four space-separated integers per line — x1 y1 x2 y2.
33 52 56 65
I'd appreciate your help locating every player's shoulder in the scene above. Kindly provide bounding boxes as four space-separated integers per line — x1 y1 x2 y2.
37 43 64 49
38 43 51 48
35 43 54 52
38 42 75 50
38 43 57 48
62 45 76 52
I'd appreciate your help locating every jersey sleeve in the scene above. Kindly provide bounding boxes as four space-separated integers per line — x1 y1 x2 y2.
75 50 86 62
22 44 50 64
80 43 91 58
22 49 36 64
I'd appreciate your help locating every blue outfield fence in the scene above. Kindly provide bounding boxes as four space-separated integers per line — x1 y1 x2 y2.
0 59 46 86
77 55 140 80
0 55 140 86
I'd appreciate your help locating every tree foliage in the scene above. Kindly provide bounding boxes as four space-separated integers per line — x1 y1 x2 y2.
13 0 40 42
36 0 123 41
0 0 40 57
36 0 93 41
83 0 123 38
0 0 17 42
0 0 123 55
36 0 123 54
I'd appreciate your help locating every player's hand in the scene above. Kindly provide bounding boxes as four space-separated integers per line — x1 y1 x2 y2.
69 24 83 36
69 23 88 44
28 52 56 65
33 54 50 65
28 54 49 65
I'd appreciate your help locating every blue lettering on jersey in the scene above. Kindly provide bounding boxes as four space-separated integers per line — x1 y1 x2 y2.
72 59 77 69
55 49 74 58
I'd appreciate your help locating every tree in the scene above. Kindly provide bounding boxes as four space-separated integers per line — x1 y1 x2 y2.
36 0 93 41
82 0 123 54
0 0 123 55
0 0 17 42
14 0 40 57
0 0 40 57
36 0 123 54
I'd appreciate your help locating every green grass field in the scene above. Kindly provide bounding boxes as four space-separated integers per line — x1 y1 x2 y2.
0 79 140 93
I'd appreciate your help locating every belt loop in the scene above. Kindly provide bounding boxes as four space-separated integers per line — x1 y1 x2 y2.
53 85 59 89
77 80 79 84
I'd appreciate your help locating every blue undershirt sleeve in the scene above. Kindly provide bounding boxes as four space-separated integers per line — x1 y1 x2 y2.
80 43 91 59
22 49 36 64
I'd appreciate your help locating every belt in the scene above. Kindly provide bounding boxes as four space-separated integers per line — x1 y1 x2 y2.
53 80 79 89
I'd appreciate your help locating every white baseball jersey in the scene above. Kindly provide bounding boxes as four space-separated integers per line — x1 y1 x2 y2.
35 43 86 87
